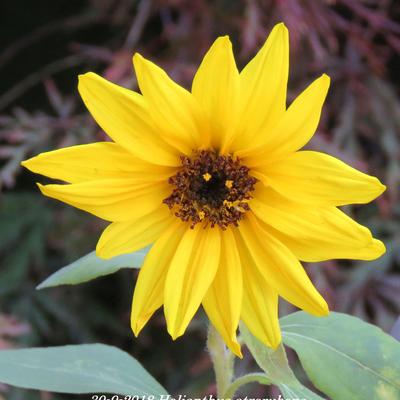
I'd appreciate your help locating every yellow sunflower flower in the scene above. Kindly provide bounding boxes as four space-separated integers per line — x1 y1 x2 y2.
22 23 385 358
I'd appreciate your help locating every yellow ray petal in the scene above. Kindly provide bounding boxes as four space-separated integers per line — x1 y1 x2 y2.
240 74 330 162
96 206 174 259
274 231 385 263
164 226 221 339
133 53 208 153
237 215 329 316
38 180 169 222
131 221 187 336
21 142 176 184
240 264 281 349
255 151 386 206
229 23 289 152
192 36 239 151
251 186 385 262
202 228 242 357
78 72 179 166
234 226 281 347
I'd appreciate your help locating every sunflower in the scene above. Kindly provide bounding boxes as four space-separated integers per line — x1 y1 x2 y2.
22 23 385 357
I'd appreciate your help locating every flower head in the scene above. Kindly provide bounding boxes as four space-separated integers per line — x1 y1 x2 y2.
22 23 385 357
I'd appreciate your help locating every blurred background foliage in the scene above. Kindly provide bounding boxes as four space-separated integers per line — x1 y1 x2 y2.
0 0 399 399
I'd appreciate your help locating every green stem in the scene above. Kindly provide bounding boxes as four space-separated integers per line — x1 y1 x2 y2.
207 324 235 397
223 373 271 399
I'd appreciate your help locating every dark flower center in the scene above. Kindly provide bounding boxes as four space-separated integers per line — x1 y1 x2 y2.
163 150 257 229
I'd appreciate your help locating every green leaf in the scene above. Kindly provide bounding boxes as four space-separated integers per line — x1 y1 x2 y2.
0 344 167 397
37 247 149 289
281 311 400 400
240 323 325 399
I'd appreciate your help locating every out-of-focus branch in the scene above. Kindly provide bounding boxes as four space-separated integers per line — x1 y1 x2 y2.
125 0 153 49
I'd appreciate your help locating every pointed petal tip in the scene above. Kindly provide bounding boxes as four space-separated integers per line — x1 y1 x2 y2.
78 71 96 84
367 178 386 202
166 316 184 341
370 239 386 259
132 53 145 73
168 328 183 341
132 53 155 77
378 181 387 195
320 73 331 85
210 35 233 53
261 326 282 350
21 155 42 172
273 22 288 32
167 316 192 340
276 22 289 40
317 303 330 317
377 238 386 253
256 330 282 351
131 314 147 337
131 323 141 338
20 158 30 169
132 52 145 66
306 296 330 317
37 182 56 199
269 335 282 350
311 74 330 95
36 182 45 193
259 22 288 48
224 332 243 358
36 182 63 199
231 342 243 359
215 35 231 45
77 72 101 95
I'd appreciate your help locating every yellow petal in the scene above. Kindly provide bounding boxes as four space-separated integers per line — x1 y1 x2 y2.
131 221 187 335
251 186 385 262
133 53 207 153
202 228 242 357
78 72 179 166
241 275 281 349
240 74 330 162
21 142 175 184
275 232 385 263
234 227 281 348
238 215 329 316
96 206 174 259
38 180 169 222
229 23 289 152
192 36 239 151
255 151 386 206
164 226 221 339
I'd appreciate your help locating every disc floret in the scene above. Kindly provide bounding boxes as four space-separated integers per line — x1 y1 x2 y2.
163 150 257 229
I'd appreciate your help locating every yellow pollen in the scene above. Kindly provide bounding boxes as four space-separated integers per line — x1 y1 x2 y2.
203 172 212 182
225 180 233 189
198 211 205 220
